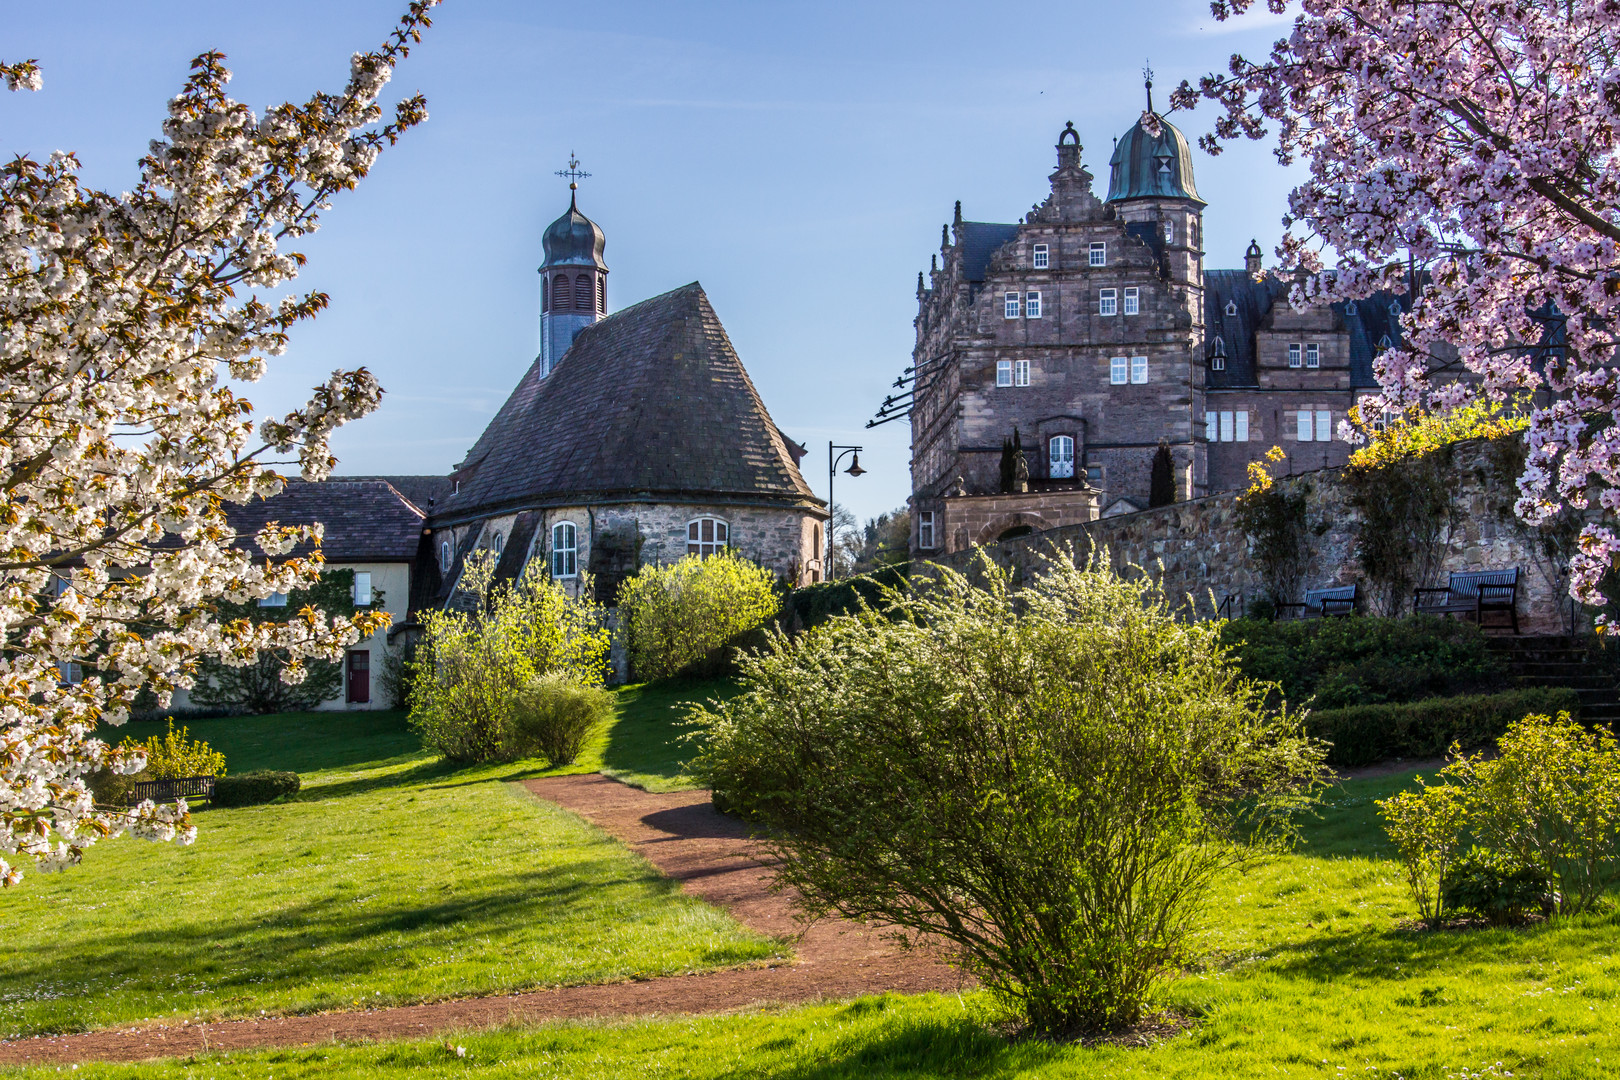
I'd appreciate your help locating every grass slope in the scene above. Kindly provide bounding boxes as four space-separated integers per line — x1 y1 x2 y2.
20 768 1620 1078
0 694 772 1038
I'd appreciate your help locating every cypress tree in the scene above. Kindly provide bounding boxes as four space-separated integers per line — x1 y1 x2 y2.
1149 441 1175 508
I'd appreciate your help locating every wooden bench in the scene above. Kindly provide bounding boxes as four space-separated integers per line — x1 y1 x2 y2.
129 776 214 805
1278 584 1359 619
1414 568 1521 634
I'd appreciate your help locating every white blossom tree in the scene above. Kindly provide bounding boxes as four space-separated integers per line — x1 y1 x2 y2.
0 1 437 885
1176 0 1620 615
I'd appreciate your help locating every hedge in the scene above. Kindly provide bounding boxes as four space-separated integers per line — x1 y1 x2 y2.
777 564 910 633
212 770 301 807
1306 687 1581 768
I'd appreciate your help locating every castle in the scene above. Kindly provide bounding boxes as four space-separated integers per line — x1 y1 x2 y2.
895 84 1414 557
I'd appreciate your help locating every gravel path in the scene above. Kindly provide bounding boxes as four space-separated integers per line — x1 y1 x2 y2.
0 774 964 1066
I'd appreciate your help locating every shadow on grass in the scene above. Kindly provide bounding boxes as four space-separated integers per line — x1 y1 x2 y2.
600 677 741 783
295 756 461 801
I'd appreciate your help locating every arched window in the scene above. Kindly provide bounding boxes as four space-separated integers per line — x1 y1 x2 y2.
687 517 729 558
597 276 606 313
440 539 452 572
490 531 504 555
552 522 578 578
1048 435 1075 479
553 273 572 310
542 276 549 313
575 273 591 310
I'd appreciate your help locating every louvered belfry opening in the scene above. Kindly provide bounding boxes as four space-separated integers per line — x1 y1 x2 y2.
575 273 592 311
553 272 572 310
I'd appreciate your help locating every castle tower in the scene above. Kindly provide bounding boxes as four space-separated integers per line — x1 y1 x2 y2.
1105 75 1206 293
537 184 608 377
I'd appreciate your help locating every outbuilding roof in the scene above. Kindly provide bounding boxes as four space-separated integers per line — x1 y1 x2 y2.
223 480 426 563
438 281 822 522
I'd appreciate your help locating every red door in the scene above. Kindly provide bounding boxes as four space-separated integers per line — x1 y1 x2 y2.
346 651 370 704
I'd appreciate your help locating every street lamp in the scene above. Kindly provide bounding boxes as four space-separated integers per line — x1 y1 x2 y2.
827 442 866 580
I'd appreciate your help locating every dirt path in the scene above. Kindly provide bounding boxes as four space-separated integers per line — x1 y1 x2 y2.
0 775 964 1066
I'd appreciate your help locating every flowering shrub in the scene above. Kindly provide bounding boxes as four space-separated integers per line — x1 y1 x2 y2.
121 721 227 781
409 552 610 763
0 5 435 884
618 553 781 681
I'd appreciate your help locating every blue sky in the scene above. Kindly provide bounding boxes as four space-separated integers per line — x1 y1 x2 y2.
2 0 1303 525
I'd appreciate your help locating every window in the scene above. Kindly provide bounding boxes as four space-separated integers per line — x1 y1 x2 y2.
918 511 936 550
1205 411 1249 442
1211 337 1227 371
551 522 578 578
1288 343 1302 368
1316 409 1332 441
553 273 571 309
258 592 288 608
1224 300 1238 317
1123 287 1139 315
1089 242 1107 267
1131 356 1148 384
996 360 1013 387
1297 410 1313 441
352 571 372 607
1004 292 1020 318
1110 356 1128 385
688 517 729 558
1099 289 1117 316
490 531 504 555
57 661 82 686
1014 359 1030 387
1163 219 1174 243
1025 291 1041 318
1377 334 1394 351
440 539 452 572
1032 243 1049 269
1236 410 1250 442
1296 410 1333 441
1306 343 1320 368
1048 435 1075 479
1220 411 1234 442
1205 410 1216 441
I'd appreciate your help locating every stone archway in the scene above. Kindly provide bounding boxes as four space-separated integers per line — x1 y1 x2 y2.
976 511 1053 547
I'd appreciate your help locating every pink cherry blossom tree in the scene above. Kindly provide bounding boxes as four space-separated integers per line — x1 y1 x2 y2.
0 2 437 885
1175 0 1620 616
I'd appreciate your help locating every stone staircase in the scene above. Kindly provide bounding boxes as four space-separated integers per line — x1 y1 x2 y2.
1489 636 1620 726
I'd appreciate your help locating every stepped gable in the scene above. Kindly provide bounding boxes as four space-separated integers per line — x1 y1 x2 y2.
223 480 425 562
441 282 818 520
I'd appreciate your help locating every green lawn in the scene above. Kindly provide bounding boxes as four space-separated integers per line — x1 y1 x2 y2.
19 768 1620 1078
0 683 770 1039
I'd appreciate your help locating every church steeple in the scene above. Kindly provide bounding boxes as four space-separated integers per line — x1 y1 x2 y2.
538 155 608 378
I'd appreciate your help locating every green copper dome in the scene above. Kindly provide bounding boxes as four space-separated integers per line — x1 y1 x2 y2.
1106 110 1203 205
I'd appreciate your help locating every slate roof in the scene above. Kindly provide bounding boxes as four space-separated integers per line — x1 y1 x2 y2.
438 282 821 523
339 475 453 515
958 222 1021 283
223 480 426 563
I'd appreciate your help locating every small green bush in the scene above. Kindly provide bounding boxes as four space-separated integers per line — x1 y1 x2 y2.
117 720 227 779
85 768 137 808
213 770 301 807
1441 849 1552 924
1306 687 1580 767
506 675 615 767
1222 614 1505 709
619 552 781 682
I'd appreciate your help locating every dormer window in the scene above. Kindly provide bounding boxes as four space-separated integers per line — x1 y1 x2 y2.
551 522 578 578
1089 242 1107 267
1377 334 1394 351
1032 243 1049 269
440 540 452 572
1224 300 1238 317
1155 155 1172 176
490 531 504 555
1390 300 1403 319
1211 337 1227 371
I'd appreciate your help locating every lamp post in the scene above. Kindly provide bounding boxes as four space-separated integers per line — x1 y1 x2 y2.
827 442 866 580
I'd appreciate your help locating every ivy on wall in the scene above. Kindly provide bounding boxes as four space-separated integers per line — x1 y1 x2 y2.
1234 447 1311 610
1344 446 1456 616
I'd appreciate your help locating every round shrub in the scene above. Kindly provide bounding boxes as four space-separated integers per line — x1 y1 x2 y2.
1441 849 1553 924
618 552 780 681
506 675 615 767
213 770 300 807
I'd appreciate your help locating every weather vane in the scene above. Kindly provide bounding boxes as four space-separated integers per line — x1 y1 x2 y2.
555 153 591 191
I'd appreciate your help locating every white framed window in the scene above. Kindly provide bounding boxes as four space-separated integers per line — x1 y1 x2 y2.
1089 242 1107 267
1014 359 1031 387
1025 291 1041 318
1131 356 1148 384
1004 292 1020 318
352 571 372 607
688 517 729 558
1288 343 1302 368
1048 435 1075 479
551 522 578 578
259 591 288 608
1099 289 1117 316
58 661 82 686
1306 343 1320 368
1211 337 1227 371
996 360 1013 387
439 539 452 572
1220 411 1234 442
1163 219 1174 243
918 511 936 550
1236 410 1250 442
490 531 504 555
1032 243 1049 269
1205 410 1217 441
1316 409 1332 441
1297 410 1314 441
1123 287 1139 315
1110 356 1129 385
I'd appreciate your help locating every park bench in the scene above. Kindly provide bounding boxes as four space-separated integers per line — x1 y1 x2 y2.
1278 584 1360 619
129 775 214 805
1414 568 1520 634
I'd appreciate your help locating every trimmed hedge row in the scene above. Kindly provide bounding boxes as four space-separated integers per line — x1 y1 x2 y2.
213 770 300 807
1306 687 1581 768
